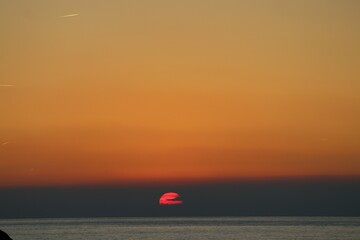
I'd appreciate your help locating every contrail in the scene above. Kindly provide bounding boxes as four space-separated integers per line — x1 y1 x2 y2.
2 142 10 145
0 85 14 87
59 13 80 18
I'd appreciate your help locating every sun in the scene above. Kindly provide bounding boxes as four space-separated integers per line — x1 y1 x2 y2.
159 192 183 205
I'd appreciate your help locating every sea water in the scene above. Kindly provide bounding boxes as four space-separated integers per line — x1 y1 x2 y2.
1 217 359 240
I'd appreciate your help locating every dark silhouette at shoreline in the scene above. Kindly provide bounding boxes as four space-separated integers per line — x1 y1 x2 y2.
0 230 12 240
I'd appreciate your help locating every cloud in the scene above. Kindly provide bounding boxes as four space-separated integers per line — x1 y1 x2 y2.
1 142 10 148
59 13 80 18
0 85 14 87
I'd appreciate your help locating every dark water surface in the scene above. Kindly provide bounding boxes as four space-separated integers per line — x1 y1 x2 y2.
1 217 359 240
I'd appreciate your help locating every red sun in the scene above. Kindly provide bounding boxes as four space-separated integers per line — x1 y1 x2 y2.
159 192 183 205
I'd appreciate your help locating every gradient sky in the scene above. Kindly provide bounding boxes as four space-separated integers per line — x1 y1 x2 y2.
1 0 360 187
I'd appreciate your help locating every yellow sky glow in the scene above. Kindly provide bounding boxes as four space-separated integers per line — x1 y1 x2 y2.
1 0 360 186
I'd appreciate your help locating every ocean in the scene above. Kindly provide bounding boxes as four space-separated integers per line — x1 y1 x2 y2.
1 217 359 240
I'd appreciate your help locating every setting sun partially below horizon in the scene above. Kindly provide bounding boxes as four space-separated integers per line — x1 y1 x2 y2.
159 192 183 205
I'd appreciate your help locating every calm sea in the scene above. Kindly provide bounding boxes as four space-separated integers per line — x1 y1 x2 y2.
1 217 359 240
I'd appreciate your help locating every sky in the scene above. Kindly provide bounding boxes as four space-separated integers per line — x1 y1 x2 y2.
1 181 360 218
1 0 360 188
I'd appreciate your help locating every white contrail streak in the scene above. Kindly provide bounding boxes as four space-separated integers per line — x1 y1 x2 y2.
59 13 80 18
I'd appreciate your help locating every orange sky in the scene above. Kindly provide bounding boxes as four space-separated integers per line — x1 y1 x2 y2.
1 0 360 187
